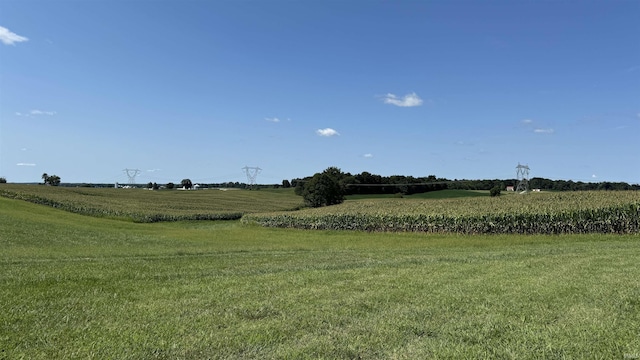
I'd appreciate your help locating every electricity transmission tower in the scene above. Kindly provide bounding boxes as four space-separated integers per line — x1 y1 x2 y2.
242 166 262 188
515 163 530 193
123 168 141 185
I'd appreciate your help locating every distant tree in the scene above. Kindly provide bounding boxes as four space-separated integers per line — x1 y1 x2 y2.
490 186 501 197
0 177 6 183
181 179 193 189
293 179 306 196
42 173 48 185
282 179 291 188
146 182 153 189
166 182 175 189
301 167 346 208
152 182 159 190
44 175 61 186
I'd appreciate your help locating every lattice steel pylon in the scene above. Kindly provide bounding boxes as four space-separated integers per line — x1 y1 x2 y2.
123 168 141 185
242 166 262 187
515 163 530 193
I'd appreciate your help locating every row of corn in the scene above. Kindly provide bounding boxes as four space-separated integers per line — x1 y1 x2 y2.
0 189 242 223
243 192 640 234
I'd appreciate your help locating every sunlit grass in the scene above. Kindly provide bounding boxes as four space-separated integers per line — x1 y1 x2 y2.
0 184 303 222
1 197 639 358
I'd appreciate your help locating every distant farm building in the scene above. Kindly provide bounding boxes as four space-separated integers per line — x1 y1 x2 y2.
506 186 515 191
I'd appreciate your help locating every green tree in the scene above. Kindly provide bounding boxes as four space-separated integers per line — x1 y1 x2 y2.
166 182 175 189
45 175 61 186
301 167 345 208
181 179 193 189
42 173 48 185
282 179 291 188
490 186 501 197
0 177 6 183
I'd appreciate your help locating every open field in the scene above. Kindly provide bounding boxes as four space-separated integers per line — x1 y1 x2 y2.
246 191 640 234
1 195 640 358
0 184 303 222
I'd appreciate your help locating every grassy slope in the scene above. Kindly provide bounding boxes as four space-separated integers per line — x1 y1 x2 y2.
0 184 303 222
2 197 640 359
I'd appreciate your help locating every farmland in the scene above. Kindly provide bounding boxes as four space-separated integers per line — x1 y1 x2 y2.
246 191 640 234
0 184 303 222
1 185 640 358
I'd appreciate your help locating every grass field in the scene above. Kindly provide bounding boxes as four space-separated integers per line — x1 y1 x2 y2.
2 194 640 359
0 184 303 222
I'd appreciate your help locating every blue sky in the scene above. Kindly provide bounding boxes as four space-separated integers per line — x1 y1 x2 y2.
1 0 638 185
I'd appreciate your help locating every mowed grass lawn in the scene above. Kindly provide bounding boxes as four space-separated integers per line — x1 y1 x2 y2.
1 196 640 359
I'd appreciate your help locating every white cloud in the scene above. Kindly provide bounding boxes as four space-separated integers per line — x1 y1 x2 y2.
147 169 161 172
363 153 373 158
16 110 56 117
265 117 280 123
381 92 423 107
592 174 598 179
30 110 56 116
533 128 554 134
16 163 36 166
0 26 28 45
524 119 554 134
316 128 339 137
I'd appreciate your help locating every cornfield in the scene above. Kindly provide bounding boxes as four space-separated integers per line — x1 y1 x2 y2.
0 184 302 223
243 191 640 234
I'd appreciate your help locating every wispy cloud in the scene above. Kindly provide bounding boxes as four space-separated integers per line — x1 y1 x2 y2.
30 110 56 116
16 110 57 117
363 153 373 158
381 92 423 107
147 169 161 172
16 163 36 166
533 128 554 134
522 118 554 134
316 128 339 137
265 117 281 123
0 26 28 45
626 65 640 73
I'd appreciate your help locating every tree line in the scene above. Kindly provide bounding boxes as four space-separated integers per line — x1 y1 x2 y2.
291 167 639 208
448 178 639 192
